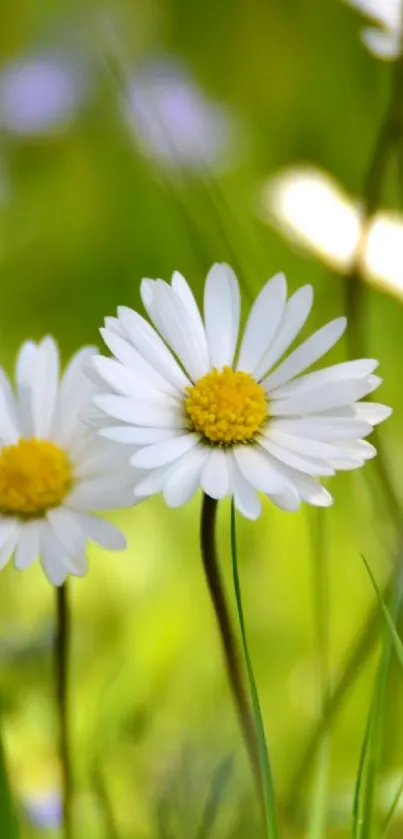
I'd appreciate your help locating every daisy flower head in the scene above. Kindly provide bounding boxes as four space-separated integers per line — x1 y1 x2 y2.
92 265 391 520
343 0 402 59
0 338 136 585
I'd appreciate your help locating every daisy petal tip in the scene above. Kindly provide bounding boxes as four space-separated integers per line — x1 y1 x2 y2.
140 278 155 306
314 488 333 508
117 304 134 320
114 533 127 551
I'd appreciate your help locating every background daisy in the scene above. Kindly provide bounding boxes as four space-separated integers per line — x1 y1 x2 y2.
0 337 135 585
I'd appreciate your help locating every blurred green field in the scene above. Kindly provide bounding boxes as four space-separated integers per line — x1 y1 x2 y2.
0 0 403 837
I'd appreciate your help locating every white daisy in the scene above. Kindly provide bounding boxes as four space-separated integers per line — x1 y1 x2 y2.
91 264 391 520
343 0 402 59
0 337 136 585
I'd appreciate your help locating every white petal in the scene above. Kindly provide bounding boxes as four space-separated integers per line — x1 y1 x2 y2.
15 341 38 437
270 359 378 399
39 523 69 585
74 441 132 479
263 317 347 392
141 278 209 380
361 27 401 59
237 273 287 374
269 377 379 416
0 386 19 443
46 507 86 560
0 532 18 570
75 512 127 550
32 337 60 438
264 429 344 459
100 328 179 396
172 271 210 364
267 462 333 507
99 426 182 445
232 459 261 519
53 346 98 447
91 355 156 399
258 436 334 476
268 416 373 441
80 407 111 429
14 521 39 570
163 447 208 507
104 315 126 336
204 263 240 368
354 402 392 425
254 285 314 381
130 433 200 469
344 0 396 28
234 445 288 493
268 484 301 511
66 474 136 510
0 370 19 436
93 394 185 429
133 464 174 497
345 439 377 459
0 518 19 549
200 448 231 499
117 307 190 391
327 456 364 471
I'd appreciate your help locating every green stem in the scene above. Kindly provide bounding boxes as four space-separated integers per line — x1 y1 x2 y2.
55 583 73 839
199 495 263 809
230 500 280 839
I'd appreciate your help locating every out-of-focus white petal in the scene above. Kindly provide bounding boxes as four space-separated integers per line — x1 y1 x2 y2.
32 337 60 439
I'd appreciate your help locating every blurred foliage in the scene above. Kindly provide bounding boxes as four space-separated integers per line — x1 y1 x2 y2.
0 0 402 837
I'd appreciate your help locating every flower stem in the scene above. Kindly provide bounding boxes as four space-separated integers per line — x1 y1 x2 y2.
230 500 279 839
55 583 73 839
200 494 262 806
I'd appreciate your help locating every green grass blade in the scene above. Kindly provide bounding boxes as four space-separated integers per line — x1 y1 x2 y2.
308 740 329 839
230 500 280 839
381 776 403 838
352 699 375 839
354 558 403 839
0 720 19 839
195 756 233 839
361 555 403 671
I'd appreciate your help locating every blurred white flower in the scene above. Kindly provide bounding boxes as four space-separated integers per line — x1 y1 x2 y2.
0 54 85 135
91 265 390 518
344 0 402 58
123 59 241 172
0 338 136 585
24 791 62 830
258 165 403 299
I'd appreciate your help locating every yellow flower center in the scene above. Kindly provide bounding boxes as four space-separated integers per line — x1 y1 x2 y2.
185 366 268 445
0 438 73 518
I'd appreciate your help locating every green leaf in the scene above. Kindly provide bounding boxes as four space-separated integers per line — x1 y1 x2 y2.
230 501 280 839
354 557 403 839
361 556 403 671
308 740 329 839
381 776 403 838
352 699 375 839
0 720 19 839
195 756 233 839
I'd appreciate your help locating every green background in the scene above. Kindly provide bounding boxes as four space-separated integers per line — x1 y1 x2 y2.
0 0 402 836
